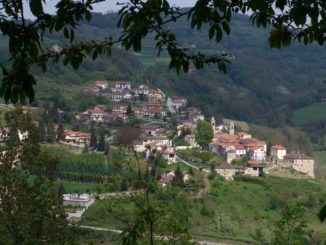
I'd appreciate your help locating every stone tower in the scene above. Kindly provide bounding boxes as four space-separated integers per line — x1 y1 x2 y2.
229 122 234 135
211 117 216 134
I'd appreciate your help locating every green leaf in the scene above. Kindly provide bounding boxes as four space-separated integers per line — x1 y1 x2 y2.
208 26 215 40
215 25 223 42
30 0 43 17
63 28 69 39
70 29 75 42
222 22 230 35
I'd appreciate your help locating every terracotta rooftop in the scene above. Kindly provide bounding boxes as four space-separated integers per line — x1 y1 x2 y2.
271 145 286 150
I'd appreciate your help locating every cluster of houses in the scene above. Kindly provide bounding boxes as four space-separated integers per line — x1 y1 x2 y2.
88 80 167 103
81 81 179 122
206 117 314 179
178 115 315 180
134 136 177 164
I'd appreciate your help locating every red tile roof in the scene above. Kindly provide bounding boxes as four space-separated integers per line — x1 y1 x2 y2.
238 132 250 136
87 109 105 114
96 81 108 84
271 145 286 150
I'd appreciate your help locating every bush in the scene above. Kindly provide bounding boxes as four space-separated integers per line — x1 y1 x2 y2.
234 175 266 186
200 206 211 217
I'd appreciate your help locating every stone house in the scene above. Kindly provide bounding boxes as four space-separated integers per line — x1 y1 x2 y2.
244 161 264 177
215 162 239 180
282 152 315 177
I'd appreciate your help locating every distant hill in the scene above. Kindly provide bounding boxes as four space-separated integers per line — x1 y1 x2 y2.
1 12 326 127
68 12 326 127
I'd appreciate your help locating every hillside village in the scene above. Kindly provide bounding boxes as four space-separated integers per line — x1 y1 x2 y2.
36 79 316 184
0 79 315 184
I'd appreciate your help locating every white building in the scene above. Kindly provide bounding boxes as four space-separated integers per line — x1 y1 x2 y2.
111 91 132 102
184 134 198 147
84 109 106 122
248 146 266 161
95 81 108 90
115 81 131 90
270 145 286 160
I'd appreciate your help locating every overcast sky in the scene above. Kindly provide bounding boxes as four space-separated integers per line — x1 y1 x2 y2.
25 0 198 20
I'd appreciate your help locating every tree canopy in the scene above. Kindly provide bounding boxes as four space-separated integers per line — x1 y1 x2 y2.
195 120 214 148
0 0 325 103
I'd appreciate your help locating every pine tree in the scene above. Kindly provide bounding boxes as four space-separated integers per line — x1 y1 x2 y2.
126 104 133 116
97 134 105 152
172 165 184 187
57 123 65 142
46 119 56 143
90 127 97 150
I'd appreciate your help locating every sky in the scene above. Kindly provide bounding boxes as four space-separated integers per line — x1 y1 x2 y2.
24 0 198 20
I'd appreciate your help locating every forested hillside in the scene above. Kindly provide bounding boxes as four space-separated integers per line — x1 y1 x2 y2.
1 12 325 127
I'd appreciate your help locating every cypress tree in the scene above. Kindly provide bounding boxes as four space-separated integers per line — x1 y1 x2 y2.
38 119 46 143
50 104 58 123
172 165 184 187
90 127 97 150
57 123 65 142
126 104 133 115
46 119 56 143
97 134 105 151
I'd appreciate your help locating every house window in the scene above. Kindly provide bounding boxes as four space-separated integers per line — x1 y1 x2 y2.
253 167 257 170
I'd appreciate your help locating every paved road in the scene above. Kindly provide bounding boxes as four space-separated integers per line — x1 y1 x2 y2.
78 225 233 245
176 155 210 173
167 97 176 114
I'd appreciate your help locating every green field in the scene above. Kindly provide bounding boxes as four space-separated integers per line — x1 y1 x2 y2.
293 103 326 125
79 176 326 243
57 180 106 194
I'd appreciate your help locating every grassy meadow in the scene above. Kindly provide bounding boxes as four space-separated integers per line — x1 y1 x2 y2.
79 176 326 244
293 103 326 125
